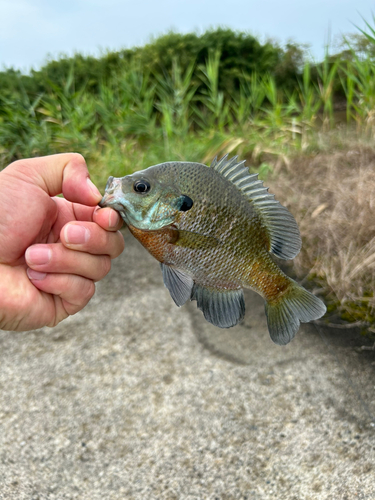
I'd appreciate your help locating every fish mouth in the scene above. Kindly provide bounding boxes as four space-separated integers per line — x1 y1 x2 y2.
99 176 127 211
98 193 132 225
99 193 115 209
99 193 122 211
99 190 129 210
98 196 108 209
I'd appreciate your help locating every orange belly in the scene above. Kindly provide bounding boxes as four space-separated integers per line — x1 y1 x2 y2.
127 224 179 263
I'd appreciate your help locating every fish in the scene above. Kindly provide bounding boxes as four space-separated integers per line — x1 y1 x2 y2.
99 155 326 345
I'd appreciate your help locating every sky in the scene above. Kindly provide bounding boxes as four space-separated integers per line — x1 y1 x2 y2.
0 0 374 72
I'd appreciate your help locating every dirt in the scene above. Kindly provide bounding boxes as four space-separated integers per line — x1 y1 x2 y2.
0 230 374 500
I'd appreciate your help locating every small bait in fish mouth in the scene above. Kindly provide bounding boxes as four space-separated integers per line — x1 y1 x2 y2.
99 155 326 345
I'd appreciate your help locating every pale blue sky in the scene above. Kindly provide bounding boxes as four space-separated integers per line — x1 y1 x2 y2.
1 0 374 71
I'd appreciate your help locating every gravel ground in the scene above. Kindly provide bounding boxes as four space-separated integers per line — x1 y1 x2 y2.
0 230 374 500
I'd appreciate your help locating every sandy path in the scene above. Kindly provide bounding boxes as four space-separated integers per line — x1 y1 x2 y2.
0 231 374 499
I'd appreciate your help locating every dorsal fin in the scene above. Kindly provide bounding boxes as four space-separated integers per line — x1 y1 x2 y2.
210 155 301 259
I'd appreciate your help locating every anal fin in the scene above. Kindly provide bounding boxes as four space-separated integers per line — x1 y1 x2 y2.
191 285 245 328
161 264 194 306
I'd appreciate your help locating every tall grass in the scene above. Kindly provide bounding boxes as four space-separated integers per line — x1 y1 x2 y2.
1 46 375 173
270 143 375 324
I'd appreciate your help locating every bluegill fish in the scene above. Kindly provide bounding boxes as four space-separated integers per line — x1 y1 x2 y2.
99 155 326 345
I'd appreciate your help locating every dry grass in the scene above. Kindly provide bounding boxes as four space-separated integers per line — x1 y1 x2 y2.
267 140 375 322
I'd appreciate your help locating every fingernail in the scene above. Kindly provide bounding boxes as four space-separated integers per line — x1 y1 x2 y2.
87 177 101 199
64 224 90 245
26 246 52 265
109 209 120 229
27 268 47 281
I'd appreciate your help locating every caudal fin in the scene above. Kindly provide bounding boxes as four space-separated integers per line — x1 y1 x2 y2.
265 280 326 345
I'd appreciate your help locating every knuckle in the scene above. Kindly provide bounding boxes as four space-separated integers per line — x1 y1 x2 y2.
83 280 96 302
98 256 111 278
76 278 95 306
63 277 95 313
8 158 29 174
9 158 21 169
113 232 125 257
69 152 86 165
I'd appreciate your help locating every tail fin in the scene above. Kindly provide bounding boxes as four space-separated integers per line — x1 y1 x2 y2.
265 280 326 345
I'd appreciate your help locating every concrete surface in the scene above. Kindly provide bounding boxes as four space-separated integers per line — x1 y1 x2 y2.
0 230 375 500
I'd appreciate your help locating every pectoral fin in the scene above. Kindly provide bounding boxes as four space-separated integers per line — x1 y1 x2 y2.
191 285 245 328
161 264 194 306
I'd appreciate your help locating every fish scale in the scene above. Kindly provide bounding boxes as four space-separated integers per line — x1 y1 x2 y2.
99 155 326 345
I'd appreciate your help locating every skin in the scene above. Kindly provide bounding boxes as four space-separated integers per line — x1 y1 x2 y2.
0 153 125 332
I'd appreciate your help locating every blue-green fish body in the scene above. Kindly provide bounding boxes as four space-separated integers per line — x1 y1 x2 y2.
100 155 326 344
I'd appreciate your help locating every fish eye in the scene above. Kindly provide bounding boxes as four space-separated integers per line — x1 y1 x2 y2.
179 195 194 212
133 179 151 194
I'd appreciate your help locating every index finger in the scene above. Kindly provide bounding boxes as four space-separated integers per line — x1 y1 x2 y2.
10 153 102 206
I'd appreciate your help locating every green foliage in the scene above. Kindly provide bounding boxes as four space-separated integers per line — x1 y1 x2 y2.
0 89 53 161
1 23 375 174
0 29 298 100
131 29 284 94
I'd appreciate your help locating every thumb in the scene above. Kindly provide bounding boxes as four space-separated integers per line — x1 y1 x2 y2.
11 153 102 206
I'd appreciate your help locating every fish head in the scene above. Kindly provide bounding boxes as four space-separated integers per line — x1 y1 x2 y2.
99 167 193 230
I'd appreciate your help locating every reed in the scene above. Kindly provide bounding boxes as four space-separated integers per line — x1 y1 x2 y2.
0 42 373 172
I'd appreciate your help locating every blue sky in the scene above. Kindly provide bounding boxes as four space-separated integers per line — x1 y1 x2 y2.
1 0 374 71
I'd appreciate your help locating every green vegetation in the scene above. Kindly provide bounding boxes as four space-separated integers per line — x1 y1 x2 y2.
1 25 375 328
1 27 374 177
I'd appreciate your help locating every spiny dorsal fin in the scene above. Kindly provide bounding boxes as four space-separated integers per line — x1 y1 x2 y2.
210 155 301 259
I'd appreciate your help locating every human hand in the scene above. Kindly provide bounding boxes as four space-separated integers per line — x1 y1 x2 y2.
0 153 125 331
